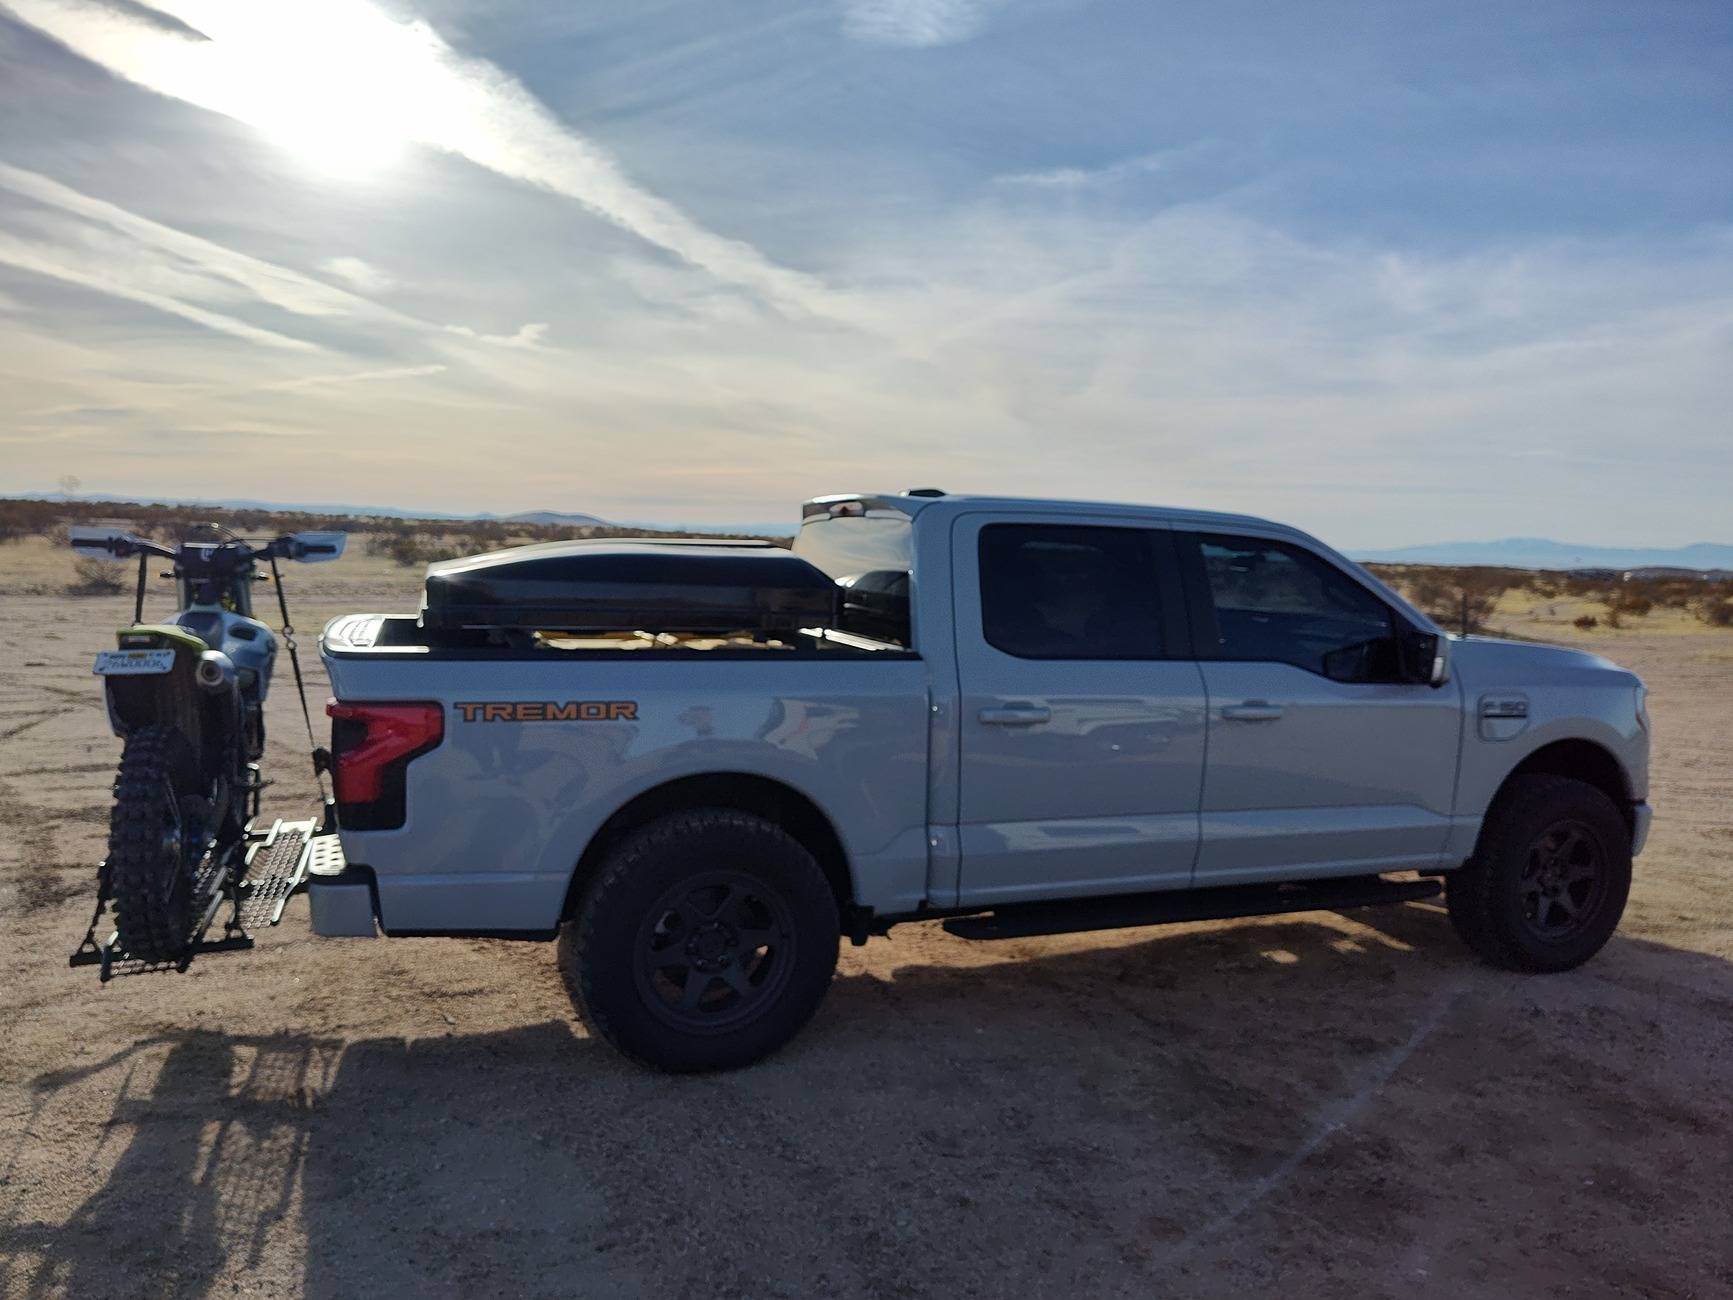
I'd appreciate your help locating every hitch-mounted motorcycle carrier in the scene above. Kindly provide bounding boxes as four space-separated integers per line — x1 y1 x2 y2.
69 813 346 982
66 523 348 982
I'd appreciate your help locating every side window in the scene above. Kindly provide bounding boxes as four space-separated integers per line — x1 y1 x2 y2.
979 524 1165 660
1196 534 1399 681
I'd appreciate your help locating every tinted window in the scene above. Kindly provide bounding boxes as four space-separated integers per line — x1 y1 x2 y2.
1197 535 1398 680
980 524 1164 659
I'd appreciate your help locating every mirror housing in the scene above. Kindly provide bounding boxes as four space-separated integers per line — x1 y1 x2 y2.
1401 628 1449 686
286 531 347 563
68 524 143 560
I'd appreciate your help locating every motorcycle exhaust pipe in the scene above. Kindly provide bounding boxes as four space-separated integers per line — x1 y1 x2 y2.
195 650 237 693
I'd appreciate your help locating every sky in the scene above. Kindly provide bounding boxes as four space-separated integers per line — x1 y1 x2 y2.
0 0 1728 544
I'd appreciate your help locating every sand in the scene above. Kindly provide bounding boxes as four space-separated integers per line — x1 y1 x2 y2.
2 537 1729 1299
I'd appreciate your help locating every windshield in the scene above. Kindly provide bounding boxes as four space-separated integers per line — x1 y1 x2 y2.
793 512 913 581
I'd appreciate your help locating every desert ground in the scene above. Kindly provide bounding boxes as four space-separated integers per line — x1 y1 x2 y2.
1 535 1730 1299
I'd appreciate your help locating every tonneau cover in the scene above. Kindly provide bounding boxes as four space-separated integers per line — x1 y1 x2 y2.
419 538 838 633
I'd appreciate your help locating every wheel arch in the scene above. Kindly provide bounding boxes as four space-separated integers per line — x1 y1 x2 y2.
1493 738 1636 834
560 772 855 923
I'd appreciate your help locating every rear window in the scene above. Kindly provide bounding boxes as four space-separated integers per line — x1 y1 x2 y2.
794 511 913 581
979 524 1165 660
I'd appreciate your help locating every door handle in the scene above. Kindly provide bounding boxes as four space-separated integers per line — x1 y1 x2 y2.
979 705 1051 726
1221 700 1284 721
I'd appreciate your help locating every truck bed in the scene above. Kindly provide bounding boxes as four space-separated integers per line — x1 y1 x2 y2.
319 613 932 935
323 613 912 660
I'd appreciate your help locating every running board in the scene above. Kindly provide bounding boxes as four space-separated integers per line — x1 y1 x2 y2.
940 875 1441 942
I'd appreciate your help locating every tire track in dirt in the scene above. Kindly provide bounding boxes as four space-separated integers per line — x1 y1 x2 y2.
0 708 75 742
0 774 94 916
1158 973 1471 1266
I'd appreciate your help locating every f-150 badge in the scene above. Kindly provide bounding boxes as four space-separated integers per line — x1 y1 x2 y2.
456 701 638 722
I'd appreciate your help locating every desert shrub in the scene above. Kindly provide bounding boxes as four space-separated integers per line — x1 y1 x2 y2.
68 556 128 595
1612 594 1653 618
0 498 70 541
375 531 467 567
1573 614 1599 630
1372 565 1512 634
1622 577 1698 611
1702 600 1733 629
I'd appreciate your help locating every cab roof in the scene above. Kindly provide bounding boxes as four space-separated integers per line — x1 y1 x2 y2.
802 490 1304 539
801 490 1439 633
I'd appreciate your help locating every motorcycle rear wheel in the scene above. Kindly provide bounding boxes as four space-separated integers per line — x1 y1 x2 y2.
108 725 201 961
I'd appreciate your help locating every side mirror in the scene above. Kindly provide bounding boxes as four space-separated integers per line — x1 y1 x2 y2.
286 531 347 563
68 525 142 559
1401 629 1449 686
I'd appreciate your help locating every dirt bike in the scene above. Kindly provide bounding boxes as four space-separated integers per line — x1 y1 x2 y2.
67 523 345 969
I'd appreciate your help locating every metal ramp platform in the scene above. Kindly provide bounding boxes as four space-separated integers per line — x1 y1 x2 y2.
237 819 316 929
70 814 342 982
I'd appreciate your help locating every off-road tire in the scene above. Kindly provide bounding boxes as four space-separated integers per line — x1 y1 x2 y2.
108 725 198 961
1446 774 1631 972
559 809 841 1073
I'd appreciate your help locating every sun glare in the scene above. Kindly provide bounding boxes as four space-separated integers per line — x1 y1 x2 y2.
125 0 450 176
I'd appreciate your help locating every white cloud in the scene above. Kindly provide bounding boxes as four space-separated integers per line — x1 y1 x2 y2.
0 161 415 329
445 321 549 349
995 148 1183 189
0 163 565 361
841 0 996 47
264 363 447 391
321 255 393 293
0 227 320 350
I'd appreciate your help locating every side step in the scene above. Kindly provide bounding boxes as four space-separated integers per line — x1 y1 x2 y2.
941 874 1441 942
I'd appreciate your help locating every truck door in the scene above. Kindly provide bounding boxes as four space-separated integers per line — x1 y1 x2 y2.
951 514 1206 905
1176 529 1462 885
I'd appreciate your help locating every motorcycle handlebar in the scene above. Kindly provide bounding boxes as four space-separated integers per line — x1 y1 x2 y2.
71 530 344 565
108 537 177 561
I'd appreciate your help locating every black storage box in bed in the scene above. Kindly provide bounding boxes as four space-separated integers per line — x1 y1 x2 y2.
419 538 839 634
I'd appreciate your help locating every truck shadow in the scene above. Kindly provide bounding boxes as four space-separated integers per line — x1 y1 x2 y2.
6 907 1730 1299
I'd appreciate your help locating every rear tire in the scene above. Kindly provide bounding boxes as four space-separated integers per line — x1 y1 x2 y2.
1446 774 1631 972
559 809 841 1073
108 726 200 962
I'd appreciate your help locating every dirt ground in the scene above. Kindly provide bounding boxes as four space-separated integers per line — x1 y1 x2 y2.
1 538 1730 1300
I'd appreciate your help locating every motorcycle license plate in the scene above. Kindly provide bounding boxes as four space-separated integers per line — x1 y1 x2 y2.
93 649 176 676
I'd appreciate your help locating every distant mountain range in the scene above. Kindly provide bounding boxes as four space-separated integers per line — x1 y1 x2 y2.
8 490 791 534
12 493 1724 564
497 509 609 527
1351 538 1733 572
13 489 513 521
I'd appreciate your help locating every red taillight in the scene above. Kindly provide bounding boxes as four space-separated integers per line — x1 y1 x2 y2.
327 700 443 805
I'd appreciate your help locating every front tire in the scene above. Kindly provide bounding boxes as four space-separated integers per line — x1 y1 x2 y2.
108 725 202 962
560 810 841 1073
1446 774 1631 972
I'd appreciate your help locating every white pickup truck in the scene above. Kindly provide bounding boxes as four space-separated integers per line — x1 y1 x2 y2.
316 492 1652 1071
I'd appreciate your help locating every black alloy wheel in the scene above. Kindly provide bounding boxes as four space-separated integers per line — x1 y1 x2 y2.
633 870 798 1034
1519 818 1611 942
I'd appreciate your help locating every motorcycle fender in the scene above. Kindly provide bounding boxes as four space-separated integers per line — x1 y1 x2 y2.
103 688 126 738
105 626 205 743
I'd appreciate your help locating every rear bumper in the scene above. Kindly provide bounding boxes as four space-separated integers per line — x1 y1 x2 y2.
1631 801 1653 857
